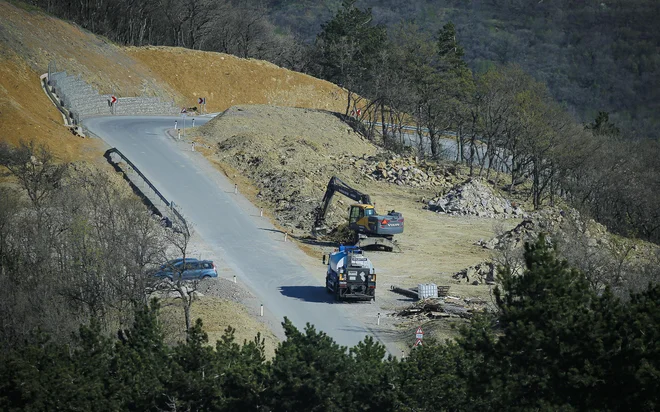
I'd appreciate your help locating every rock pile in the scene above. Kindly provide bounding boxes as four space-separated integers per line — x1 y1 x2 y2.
357 154 457 189
452 261 496 285
475 207 606 251
426 178 524 218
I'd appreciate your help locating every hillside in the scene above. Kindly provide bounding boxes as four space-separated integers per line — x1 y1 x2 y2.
1 0 657 347
0 1 348 344
0 1 348 160
195 104 519 343
127 47 347 113
267 0 660 139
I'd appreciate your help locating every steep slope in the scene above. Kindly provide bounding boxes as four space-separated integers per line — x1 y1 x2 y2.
0 45 102 161
127 47 347 113
0 0 348 161
0 1 177 98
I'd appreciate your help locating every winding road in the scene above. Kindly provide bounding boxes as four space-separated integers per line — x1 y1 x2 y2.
84 115 398 354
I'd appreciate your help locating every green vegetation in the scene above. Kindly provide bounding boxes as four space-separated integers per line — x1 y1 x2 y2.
2 237 659 410
269 0 660 141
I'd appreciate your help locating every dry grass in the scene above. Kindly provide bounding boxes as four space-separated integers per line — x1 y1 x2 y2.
159 296 279 359
127 47 348 112
0 46 104 162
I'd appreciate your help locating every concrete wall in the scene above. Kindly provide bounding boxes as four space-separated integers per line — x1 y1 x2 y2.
48 71 178 123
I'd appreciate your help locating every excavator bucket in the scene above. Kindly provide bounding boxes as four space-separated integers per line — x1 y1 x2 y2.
312 225 328 238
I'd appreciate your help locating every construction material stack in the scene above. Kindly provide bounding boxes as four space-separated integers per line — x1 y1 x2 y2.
326 245 376 302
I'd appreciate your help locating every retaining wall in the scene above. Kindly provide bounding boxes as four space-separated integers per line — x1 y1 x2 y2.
47 71 178 123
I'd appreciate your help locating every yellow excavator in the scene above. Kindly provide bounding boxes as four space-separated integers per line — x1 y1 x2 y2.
313 176 404 251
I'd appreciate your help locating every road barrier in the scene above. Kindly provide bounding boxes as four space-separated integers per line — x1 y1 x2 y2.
104 148 186 226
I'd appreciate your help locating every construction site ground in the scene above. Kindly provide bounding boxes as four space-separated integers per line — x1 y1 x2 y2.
1 2 520 349
189 105 522 345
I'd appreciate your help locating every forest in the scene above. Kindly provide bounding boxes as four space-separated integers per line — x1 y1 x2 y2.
267 0 660 141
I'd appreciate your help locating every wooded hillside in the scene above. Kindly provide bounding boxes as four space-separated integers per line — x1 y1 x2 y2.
268 0 660 140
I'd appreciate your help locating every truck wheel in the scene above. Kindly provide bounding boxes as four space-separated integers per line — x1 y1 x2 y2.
334 283 341 302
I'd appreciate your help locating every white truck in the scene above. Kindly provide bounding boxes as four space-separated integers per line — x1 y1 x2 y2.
325 245 376 302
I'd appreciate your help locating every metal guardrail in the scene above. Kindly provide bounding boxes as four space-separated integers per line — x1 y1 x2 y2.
42 76 76 126
104 148 186 225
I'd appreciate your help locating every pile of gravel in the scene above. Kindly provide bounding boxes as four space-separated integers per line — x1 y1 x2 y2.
426 178 524 219
197 277 249 303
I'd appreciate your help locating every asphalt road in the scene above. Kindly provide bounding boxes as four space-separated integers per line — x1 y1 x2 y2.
84 115 395 354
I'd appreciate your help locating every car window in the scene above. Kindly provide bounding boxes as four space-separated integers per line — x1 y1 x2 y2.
202 262 213 269
187 262 201 270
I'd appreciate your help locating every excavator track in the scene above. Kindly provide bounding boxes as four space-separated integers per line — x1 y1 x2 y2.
356 235 401 252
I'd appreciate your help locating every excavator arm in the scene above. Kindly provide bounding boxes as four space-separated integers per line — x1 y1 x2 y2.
313 176 371 235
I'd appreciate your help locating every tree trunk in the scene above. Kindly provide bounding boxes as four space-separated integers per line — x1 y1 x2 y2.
430 131 438 159
469 134 476 176
533 157 540 210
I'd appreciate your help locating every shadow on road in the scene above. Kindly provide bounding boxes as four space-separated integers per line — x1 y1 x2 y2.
259 228 285 234
296 236 338 248
278 285 334 303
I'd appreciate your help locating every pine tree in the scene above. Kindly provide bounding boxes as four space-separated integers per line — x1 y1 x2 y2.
214 325 269 411
345 336 399 410
267 318 351 411
109 300 171 410
167 318 224 410
312 0 387 115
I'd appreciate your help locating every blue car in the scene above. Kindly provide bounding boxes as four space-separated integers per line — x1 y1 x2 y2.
155 258 217 281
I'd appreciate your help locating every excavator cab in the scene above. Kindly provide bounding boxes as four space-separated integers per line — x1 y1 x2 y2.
349 205 375 229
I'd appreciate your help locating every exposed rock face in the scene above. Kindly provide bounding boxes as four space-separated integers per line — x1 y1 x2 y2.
426 178 524 219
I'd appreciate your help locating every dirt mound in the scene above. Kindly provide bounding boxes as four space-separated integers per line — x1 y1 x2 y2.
426 178 524 218
476 207 588 250
199 105 380 234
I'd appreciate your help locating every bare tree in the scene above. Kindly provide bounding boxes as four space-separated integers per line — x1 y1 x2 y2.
0 141 67 210
156 218 202 337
